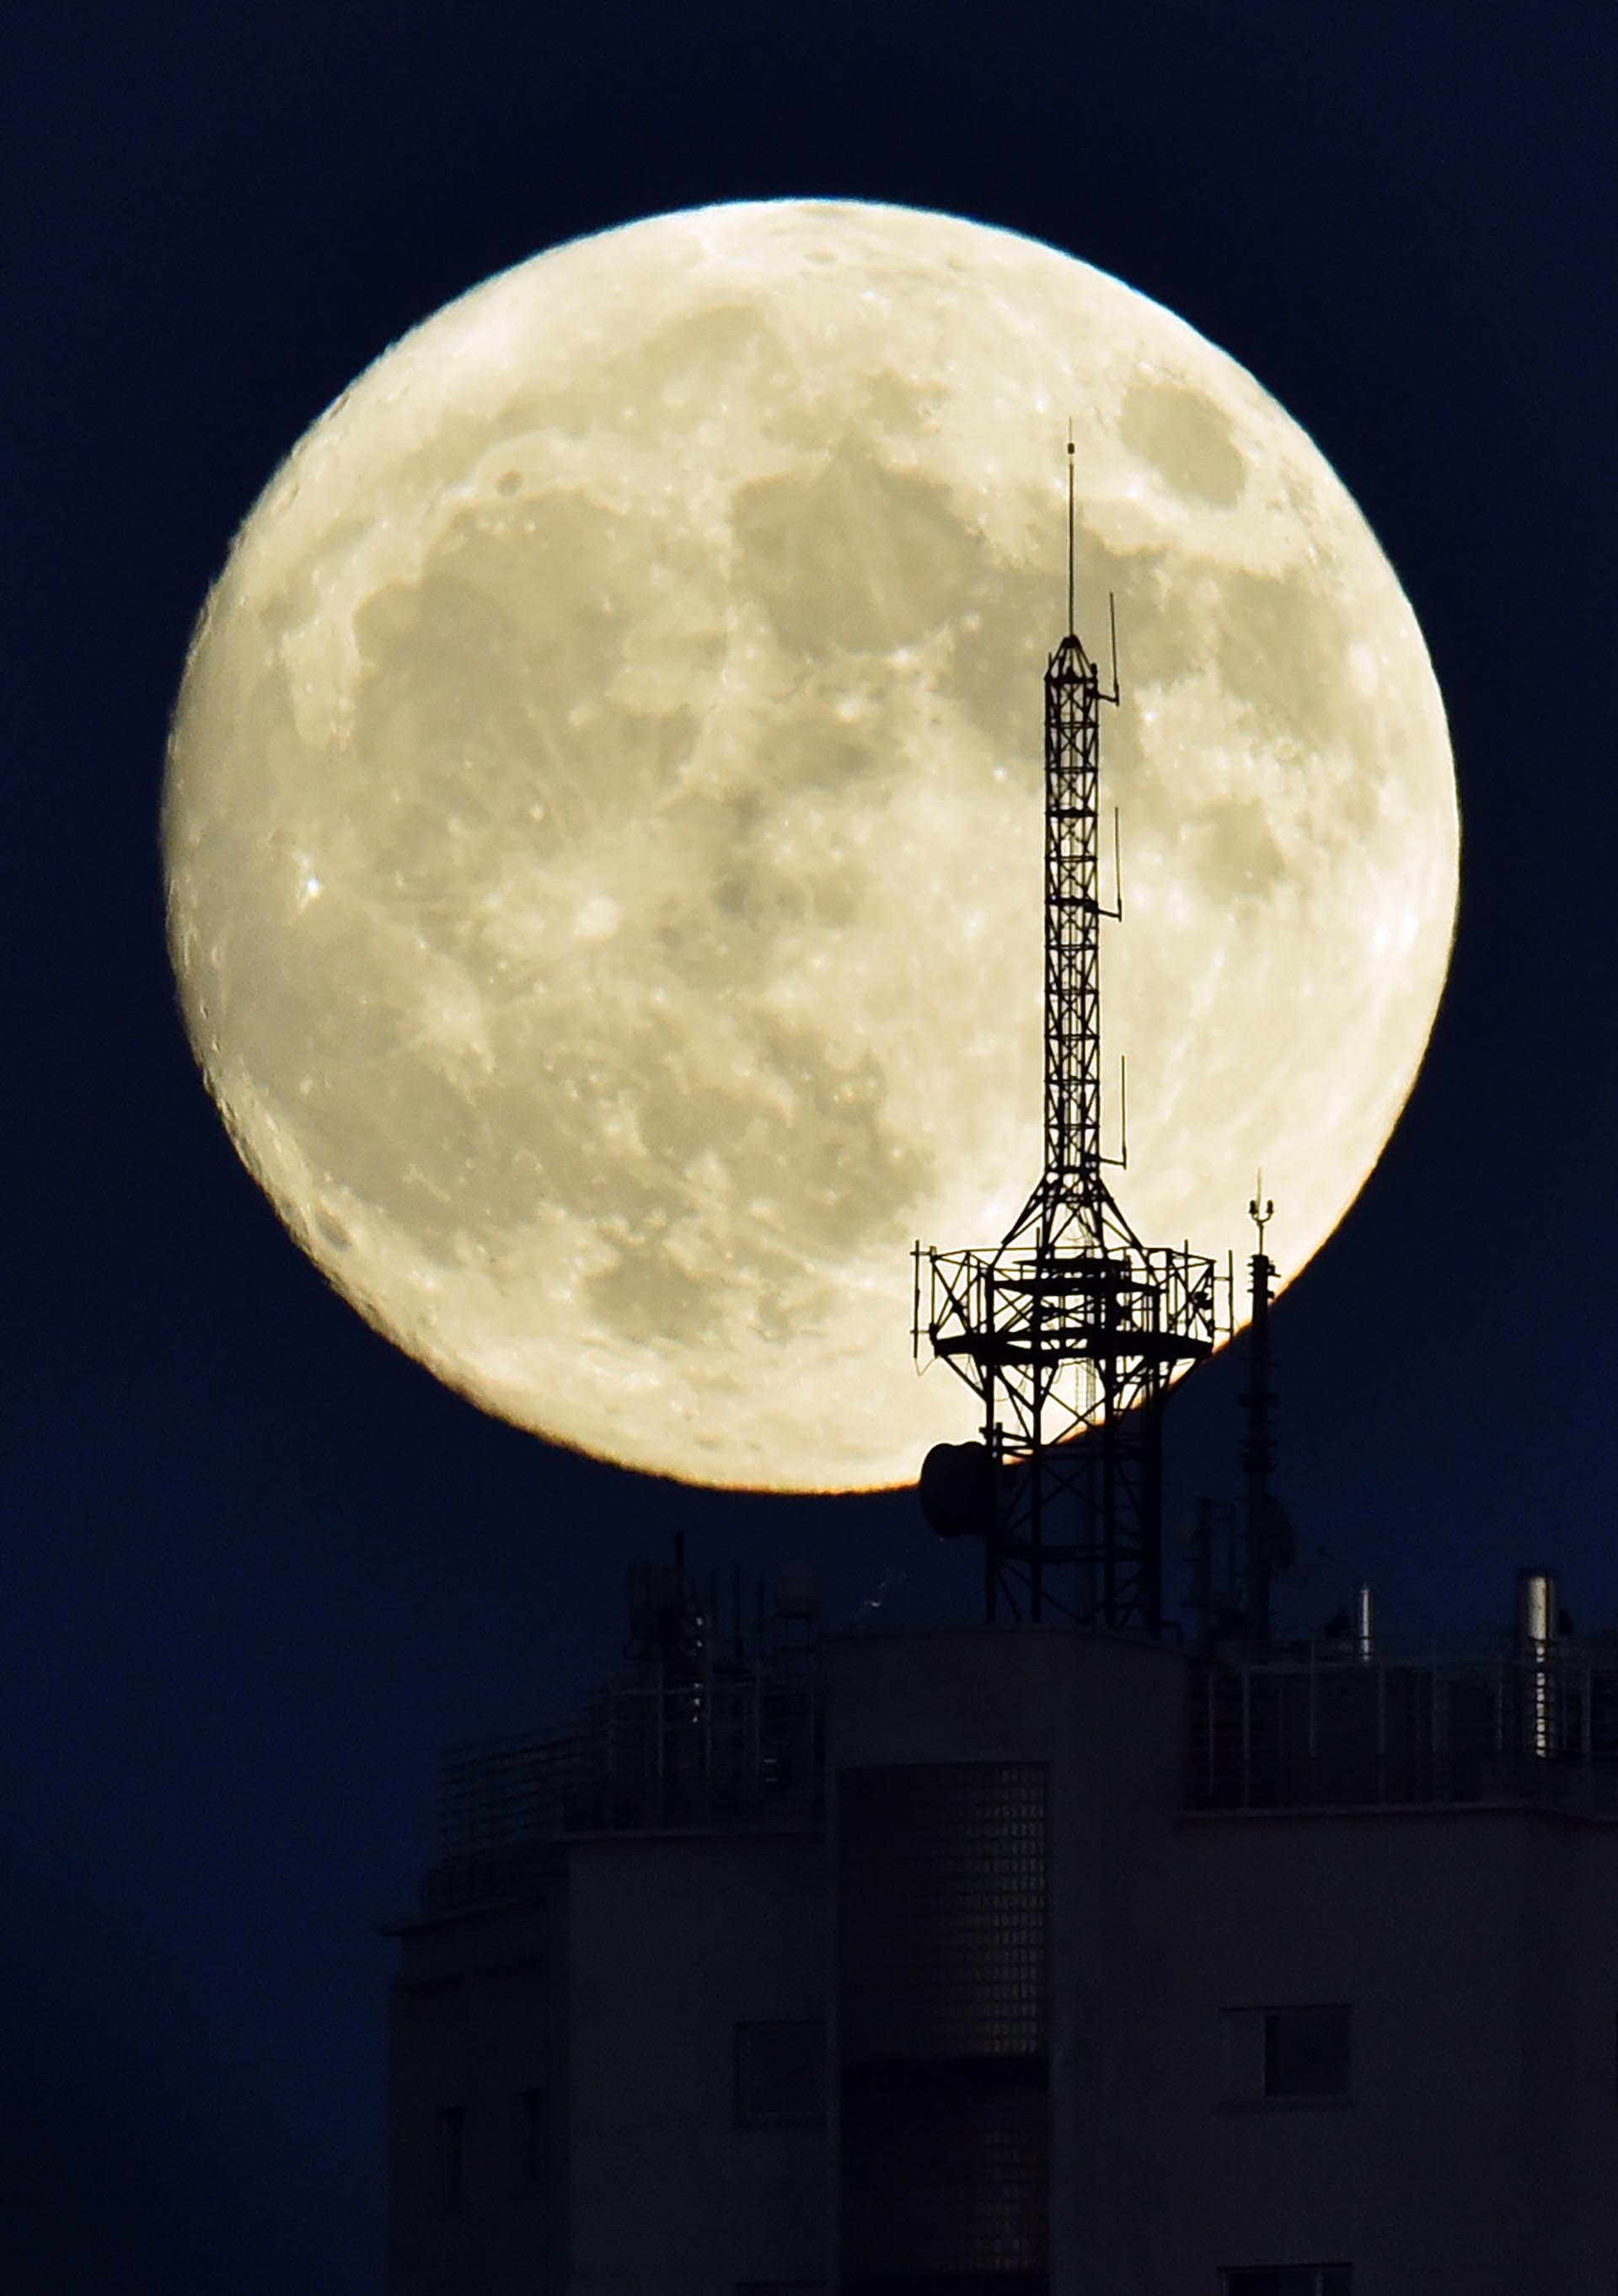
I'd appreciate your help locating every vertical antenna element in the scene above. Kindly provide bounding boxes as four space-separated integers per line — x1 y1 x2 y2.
1066 428 1076 636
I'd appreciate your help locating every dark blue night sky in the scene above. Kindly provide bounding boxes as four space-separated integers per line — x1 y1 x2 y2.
8 6 1615 2288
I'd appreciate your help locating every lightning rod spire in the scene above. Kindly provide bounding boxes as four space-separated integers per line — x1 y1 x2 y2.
1066 426 1076 637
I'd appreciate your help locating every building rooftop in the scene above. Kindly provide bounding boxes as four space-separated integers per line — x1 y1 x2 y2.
415 1603 1618 1918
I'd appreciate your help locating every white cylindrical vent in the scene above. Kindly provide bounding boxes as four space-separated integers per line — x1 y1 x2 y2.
1516 1569 1559 1759
1517 1569 1557 1647
1354 1582 1374 1664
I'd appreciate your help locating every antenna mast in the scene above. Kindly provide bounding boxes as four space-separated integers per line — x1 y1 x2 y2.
1240 1180 1283 1647
914 442 1226 1628
1185 1184 1291 1652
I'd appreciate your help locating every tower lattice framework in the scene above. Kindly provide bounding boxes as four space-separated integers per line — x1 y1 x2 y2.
914 444 1225 1627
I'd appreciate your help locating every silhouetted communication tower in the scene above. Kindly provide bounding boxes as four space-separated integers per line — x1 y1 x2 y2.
914 440 1227 1628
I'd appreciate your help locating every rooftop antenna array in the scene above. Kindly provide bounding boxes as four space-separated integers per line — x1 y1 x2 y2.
1187 1183 1295 1651
913 439 1227 1627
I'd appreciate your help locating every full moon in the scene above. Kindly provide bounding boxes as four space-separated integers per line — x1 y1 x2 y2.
164 200 1456 1492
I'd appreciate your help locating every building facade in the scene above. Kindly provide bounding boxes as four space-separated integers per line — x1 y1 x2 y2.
386 1584 1618 2293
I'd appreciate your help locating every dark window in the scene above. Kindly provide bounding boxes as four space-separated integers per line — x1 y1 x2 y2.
1220 2269 1351 2296
736 2021 827 2127
514 2086 546 2190
1220 2005 1353 2102
435 2104 465 2211
1263 2005 1352 2097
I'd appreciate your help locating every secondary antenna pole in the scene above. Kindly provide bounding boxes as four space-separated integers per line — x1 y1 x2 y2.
1242 1182 1277 1646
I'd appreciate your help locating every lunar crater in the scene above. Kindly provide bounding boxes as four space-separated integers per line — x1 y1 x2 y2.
1120 379 1248 510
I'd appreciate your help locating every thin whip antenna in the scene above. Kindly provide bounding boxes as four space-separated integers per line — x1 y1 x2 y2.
1066 427 1076 635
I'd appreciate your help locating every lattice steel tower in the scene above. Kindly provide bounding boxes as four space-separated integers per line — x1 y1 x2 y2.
914 441 1226 1627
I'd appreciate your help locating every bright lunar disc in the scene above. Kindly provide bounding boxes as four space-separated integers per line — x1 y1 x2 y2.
163 201 1457 1492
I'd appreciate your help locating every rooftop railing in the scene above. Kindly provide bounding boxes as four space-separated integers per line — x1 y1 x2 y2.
421 1662 823 1913
1186 1633 1618 1815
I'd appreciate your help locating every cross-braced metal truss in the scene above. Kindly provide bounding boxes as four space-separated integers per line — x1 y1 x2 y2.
915 473 1225 1626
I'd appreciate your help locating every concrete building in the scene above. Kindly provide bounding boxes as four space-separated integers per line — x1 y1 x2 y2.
385 1568 1618 2293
